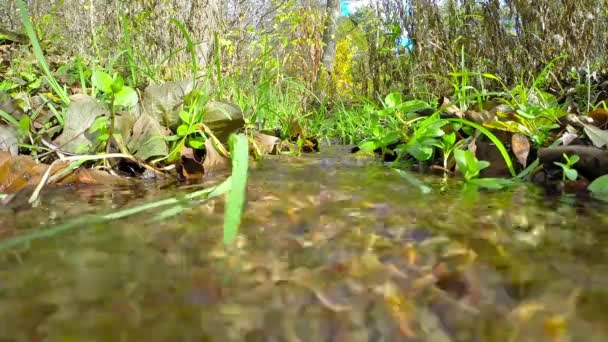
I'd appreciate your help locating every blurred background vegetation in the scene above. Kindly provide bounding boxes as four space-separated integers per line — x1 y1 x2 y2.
1 0 607 127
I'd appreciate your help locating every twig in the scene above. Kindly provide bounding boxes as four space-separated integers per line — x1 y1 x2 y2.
28 153 161 204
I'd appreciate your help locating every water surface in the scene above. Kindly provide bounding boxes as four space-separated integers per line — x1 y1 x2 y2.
1 146 607 341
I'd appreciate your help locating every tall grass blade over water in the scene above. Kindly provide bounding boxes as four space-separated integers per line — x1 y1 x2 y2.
223 134 249 245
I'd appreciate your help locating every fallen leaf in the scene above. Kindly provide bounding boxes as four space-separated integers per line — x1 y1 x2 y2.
203 101 245 143
126 111 168 160
439 96 464 118
588 175 608 195
177 146 204 180
141 80 194 128
53 94 107 154
587 108 608 128
252 131 280 155
511 133 530 167
0 152 69 193
61 168 117 185
0 125 18 156
583 124 608 148
202 139 230 174
561 131 578 146
465 109 495 123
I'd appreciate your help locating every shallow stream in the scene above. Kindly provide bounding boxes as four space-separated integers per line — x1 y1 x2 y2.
1 146 607 341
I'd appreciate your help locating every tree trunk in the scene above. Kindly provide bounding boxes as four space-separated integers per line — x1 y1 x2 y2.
315 0 340 104
320 0 340 74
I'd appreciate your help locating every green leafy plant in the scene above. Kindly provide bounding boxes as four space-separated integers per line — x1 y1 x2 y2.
175 108 206 149
454 149 489 181
554 153 579 181
434 131 468 170
164 89 210 162
447 118 516 177
91 69 138 151
358 128 401 156
454 149 513 189
397 114 447 161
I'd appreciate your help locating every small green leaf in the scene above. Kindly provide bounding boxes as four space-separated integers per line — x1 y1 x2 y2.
359 140 378 152
97 133 110 141
89 116 108 133
477 160 490 171
18 116 30 132
110 75 125 93
179 110 191 124
113 86 138 108
384 92 403 108
405 141 435 161
568 154 580 165
27 78 41 90
163 134 182 142
188 137 205 149
442 132 456 147
91 71 113 93
379 131 401 146
564 168 578 181
177 124 189 136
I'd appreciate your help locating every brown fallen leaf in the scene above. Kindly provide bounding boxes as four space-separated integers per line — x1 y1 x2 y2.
252 131 280 155
202 139 230 174
0 152 70 193
177 146 205 180
587 108 608 128
512 133 531 167
439 96 464 119
61 167 117 185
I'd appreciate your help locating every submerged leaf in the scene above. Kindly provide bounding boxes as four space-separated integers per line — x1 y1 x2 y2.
394 169 432 194
468 178 514 190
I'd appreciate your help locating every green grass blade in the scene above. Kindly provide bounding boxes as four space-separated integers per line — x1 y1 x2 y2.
0 178 231 252
171 18 198 84
0 109 20 127
223 134 249 245
447 118 516 177
16 0 70 105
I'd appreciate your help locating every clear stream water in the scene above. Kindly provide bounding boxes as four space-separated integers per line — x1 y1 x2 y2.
1 146 607 341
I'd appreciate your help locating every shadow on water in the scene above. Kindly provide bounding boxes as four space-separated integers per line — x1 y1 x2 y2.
1 146 608 341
